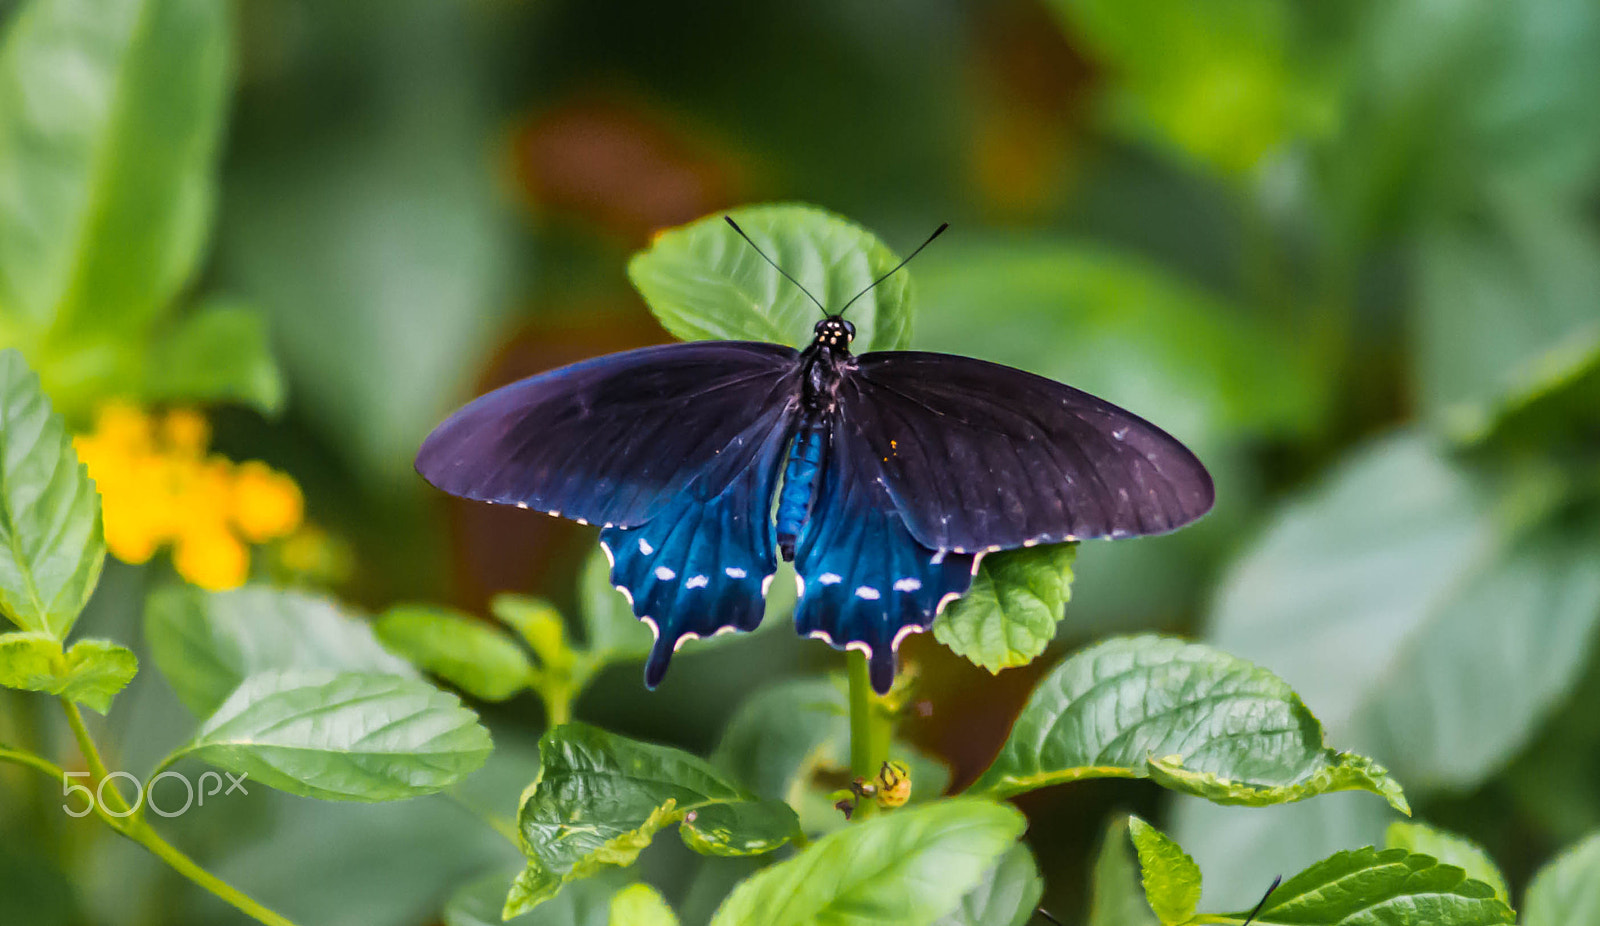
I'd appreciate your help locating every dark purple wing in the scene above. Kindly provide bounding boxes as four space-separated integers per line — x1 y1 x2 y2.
839 351 1214 553
415 341 801 529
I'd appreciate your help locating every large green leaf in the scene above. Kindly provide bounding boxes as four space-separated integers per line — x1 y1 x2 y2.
0 350 103 639
1241 847 1514 925
1385 822 1509 906
935 843 1044 926
1523 831 1600 926
1088 818 1159 926
629 204 913 353
1415 192 1600 441
444 869 621 926
143 303 285 414
1128 817 1201 926
1206 433 1600 788
709 798 1027 926
513 722 799 914
935 543 1076 673
0 0 230 341
0 632 135 713
376 604 533 702
171 669 492 801
711 676 950 834
968 635 1407 811
144 583 415 717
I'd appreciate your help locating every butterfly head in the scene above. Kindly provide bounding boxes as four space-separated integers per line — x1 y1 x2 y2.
814 316 855 348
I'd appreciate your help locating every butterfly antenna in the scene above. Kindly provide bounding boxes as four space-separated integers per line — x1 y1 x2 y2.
836 222 949 318
724 216 829 317
1033 908 1066 925
1241 875 1283 926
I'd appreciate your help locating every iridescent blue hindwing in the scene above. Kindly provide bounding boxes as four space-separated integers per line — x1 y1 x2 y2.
792 419 978 693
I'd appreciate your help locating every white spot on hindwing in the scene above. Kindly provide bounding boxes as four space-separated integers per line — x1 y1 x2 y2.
616 585 635 606
795 575 806 596
638 538 654 555
640 615 659 641
673 631 701 652
931 549 947 564
686 575 710 589
892 625 924 649
599 541 615 567
655 566 676 581
724 566 747 579
893 577 922 592
819 573 842 585
855 586 881 600
761 574 774 597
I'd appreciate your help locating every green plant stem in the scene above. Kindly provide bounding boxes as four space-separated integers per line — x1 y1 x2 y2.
847 651 891 819
58 698 304 926
0 741 66 780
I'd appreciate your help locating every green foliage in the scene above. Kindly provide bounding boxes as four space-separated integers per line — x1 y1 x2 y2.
708 799 1027 926
575 545 655 663
444 870 622 926
0 633 136 713
1523 831 1600 926
144 303 286 415
609 883 680 926
145 583 415 717
376 604 534 702
510 722 799 915
169 669 492 802
934 543 1076 673
968 635 1407 812
1088 818 1159 926
0 350 103 639
1244 846 1514 925
629 203 913 352
1127 817 1201 925
933 843 1044 926
1385 822 1510 905
1207 433 1600 789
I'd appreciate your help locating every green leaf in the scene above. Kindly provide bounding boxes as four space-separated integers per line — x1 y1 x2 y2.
0 350 103 639
444 869 621 926
609 884 679 926
935 543 1075 673
1385 822 1510 905
712 676 950 834
1088 818 1159 926
144 583 416 717
915 241 1325 447
0 632 136 712
0 0 230 339
1127 817 1202 926
1244 846 1514 925
935 843 1044 926
376 604 533 702
173 669 491 801
491 594 575 672
577 545 654 664
515 722 799 913
967 635 1408 812
710 798 1026 926
1523 831 1600 926
628 203 913 353
144 303 286 414
1206 433 1600 789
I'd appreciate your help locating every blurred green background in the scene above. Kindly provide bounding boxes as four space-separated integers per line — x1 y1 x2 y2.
2 0 1598 922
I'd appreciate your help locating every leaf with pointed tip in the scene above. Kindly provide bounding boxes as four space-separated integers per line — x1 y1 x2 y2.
935 543 1076 673
1128 817 1201 926
444 869 622 926
968 635 1407 813
1088 818 1159 926
0 633 136 713
935 843 1044 926
0 351 104 639
376 604 532 702
709 799 1027 926
1241 847 1514 925
172 670 491 801
145 583 415 717
628 203 912 353
1386 822 1509 905
515 723 798 914
1523 831 1600 926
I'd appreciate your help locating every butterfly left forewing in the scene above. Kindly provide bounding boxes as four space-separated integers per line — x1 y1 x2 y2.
840 351 1213 554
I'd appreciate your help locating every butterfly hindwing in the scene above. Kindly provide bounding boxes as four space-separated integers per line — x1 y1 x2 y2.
792 420 978 693
601 399 795 687
840 351 1214 553
415 341 800 529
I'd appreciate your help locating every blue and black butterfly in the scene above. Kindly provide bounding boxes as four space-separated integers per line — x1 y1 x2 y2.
416 219 1213 693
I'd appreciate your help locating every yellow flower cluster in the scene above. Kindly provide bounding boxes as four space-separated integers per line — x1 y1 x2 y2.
74 403 305 591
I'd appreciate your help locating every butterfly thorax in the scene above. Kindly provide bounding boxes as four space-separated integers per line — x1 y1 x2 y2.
778 321 857 558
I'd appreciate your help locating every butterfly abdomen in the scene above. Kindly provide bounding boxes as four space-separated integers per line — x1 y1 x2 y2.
776 421 828 560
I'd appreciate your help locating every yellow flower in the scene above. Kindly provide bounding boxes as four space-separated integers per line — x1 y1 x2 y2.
74 402 309 592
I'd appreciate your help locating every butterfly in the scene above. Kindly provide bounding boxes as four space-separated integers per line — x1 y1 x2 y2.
415 218 1213 693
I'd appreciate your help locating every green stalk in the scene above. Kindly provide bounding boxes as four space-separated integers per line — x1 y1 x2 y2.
846 651 891 819
59 699 304 926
